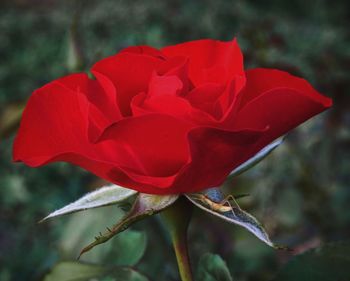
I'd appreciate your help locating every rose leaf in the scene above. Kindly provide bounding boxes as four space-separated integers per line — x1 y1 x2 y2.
40 184 138 222
43 261 149 281
271 241 350 281
186 188 283 249
196 253 233 281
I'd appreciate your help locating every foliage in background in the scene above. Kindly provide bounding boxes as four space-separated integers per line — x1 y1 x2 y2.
0 0 349 280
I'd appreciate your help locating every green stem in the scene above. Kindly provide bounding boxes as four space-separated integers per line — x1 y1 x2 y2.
161 196 194 281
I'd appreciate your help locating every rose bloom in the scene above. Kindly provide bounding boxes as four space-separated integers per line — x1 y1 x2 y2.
13 38 332 194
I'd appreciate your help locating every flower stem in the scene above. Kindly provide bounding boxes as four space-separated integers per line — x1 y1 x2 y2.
161 196 194 281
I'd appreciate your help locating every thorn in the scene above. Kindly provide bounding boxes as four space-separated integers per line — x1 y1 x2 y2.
37 216 50 224
106 227 112 233
77 247 89 260
99 232 102 236
275 244 293 252
234 193 250 199
77 251 84 260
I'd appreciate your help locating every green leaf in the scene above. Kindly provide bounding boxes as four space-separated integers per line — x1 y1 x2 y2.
229 137 283 177
40 184 137 222
272 241 350 281
110 230 147 266
44 262 105 281
196 253 233 281
186 188 279 249
0 102 24 139
44 261 149 281
78 193 179 258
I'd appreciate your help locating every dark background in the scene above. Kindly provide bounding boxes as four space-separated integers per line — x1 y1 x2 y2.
0 0 349 280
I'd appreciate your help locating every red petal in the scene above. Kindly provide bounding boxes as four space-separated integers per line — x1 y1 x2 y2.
171 127 266 193
13 80 118 179
120 45 165 59
98 114 193 179
56 73 122 142
233 68 332 145
148 73 183 97
157 56 191 95
162 38 244 86
238 68 332 110
92 52 164 116
184 78 246 125
12 80 187 194
186 83 225 118
131 90 218 126
98 117 265 194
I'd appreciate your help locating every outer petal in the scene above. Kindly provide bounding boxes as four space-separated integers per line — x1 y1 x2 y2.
162 38 244 86
233 68 332 147
98 114 193 178
12 80 187 194
56 73 122 142
238 68 332 110
12 79 120 179
170 126 266 193
100 122 265 194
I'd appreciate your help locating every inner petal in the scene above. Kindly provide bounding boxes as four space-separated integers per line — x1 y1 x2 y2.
148 73 183 97
162 38 244 86
186 83 225 119
92 52 164 116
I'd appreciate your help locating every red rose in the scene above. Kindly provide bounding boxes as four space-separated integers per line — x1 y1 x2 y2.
13 38 332 194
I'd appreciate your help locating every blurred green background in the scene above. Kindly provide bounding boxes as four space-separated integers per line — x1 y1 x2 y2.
0 0 349 280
